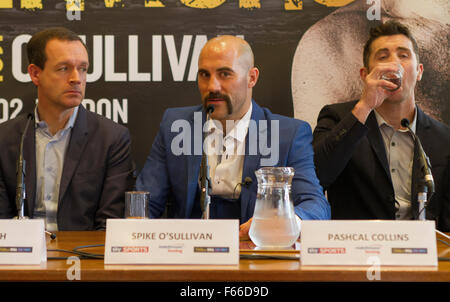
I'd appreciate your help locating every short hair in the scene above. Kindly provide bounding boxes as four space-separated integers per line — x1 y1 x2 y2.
363 21 420 68
27 27 87 69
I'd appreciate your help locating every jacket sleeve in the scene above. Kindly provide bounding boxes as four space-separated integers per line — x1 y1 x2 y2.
94 127 136 230
437 157 450 231
136 111 171 218
312 104 369 189
0 165 16 218
289 121 330 220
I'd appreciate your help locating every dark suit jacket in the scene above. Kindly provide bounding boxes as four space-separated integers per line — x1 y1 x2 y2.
0 105 135 230
313 100 450 231
136 100 330 223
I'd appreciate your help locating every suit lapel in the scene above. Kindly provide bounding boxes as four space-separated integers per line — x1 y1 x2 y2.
186 107 203 216
240 101 263 220
24 115 36 216
366 111 391 182
58 106 90 203
410 107 431 218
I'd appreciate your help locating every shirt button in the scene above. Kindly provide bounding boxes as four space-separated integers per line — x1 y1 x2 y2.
391 168 396 173
391 142 396 146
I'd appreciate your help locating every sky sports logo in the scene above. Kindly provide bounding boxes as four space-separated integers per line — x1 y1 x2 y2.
111 246 149 253
194 247 229 253
0 246 32 253
391 248 428 254
308 248 346 254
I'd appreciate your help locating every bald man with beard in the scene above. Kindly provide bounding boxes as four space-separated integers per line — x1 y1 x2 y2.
292 0 449 129
137 36 330 239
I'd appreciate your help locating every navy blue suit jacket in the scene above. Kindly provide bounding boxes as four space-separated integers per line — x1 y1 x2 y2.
137 101 330 223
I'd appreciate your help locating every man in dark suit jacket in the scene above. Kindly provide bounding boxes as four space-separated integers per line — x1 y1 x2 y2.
313 21 450 231
137 35 330 238
0 28 135 230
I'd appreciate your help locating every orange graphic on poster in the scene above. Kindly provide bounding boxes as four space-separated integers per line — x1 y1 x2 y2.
145 0 165 7
105 0 123 8
314 0 355 7
21 0 42 10
0 35 3 82
66 0 84 11
180 0 225 9
0 0 12 8
284 0 302 10
239 0 260 9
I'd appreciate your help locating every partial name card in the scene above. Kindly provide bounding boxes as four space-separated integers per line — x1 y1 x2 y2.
301 220 437 266
105 219 239 265
0 219 47 265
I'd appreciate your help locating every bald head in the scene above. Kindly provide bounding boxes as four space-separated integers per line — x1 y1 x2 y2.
197 35 259 127
199 35 255 71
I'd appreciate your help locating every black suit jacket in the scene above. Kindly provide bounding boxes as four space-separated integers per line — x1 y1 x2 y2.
0 105 135 230
313 101 450 231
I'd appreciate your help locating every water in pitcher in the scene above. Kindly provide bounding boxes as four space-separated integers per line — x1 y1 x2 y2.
249 209 299 248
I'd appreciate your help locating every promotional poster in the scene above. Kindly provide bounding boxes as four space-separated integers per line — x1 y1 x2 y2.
0 0 448 170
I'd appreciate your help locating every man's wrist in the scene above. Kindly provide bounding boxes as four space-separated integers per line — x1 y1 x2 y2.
352 100 373 124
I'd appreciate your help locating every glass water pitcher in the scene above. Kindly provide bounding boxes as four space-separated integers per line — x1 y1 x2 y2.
249 167 300 248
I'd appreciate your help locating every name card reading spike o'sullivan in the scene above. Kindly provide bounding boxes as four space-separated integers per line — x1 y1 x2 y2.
300 220 438 267
104 219 239 265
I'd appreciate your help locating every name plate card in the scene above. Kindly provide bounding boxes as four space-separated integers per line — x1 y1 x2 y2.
105 219 239 265
301 220 437 266
0 220 47 265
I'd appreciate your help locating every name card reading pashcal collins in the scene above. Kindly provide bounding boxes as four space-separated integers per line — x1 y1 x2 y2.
301 220 437 266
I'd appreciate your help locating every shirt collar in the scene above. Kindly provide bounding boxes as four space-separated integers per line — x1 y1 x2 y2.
205 102 253 143
35 105 79 132
374 107 417 134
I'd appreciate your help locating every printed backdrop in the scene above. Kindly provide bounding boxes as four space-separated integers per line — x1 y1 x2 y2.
0 0 448 171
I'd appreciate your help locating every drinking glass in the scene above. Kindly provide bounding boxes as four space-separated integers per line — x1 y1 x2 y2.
381 64 403 91
125 191 149 219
